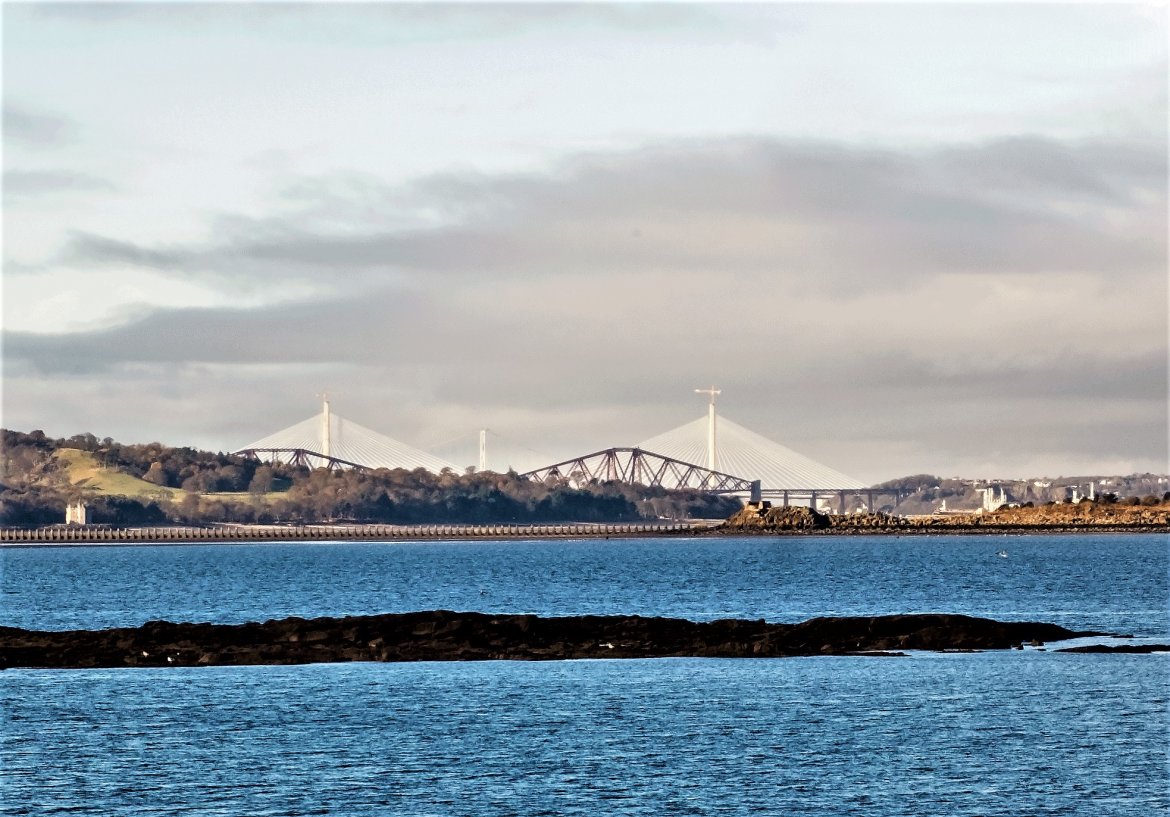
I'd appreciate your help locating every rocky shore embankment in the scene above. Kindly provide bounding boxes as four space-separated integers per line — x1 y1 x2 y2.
0 611 1102 669
722 500 1170 534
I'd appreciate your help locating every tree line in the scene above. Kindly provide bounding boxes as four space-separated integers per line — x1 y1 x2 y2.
0 429 741 526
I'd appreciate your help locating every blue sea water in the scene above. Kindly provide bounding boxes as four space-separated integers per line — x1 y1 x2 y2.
1 534 1168 816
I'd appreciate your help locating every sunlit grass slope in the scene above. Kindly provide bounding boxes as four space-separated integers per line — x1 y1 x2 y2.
54 449 281 503
54 449 181 499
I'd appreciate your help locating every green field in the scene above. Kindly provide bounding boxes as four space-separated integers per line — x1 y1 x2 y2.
55 449 181 499
54 449 284 503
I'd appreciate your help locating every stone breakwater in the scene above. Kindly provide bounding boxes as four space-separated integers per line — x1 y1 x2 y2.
0 521 701 545
0 612 1102 669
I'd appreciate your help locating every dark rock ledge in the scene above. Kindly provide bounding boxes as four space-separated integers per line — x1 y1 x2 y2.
0 612 1106 669
1056 643 1170 654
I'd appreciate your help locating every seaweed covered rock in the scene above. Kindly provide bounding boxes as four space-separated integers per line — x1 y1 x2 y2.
724 504 830 531
0 612 1105 669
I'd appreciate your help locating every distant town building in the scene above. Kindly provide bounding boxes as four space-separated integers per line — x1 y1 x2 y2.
65 501 88 526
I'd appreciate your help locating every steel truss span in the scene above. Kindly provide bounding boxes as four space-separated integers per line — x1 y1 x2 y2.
236 447 370 472
517 447 757 494
235 401 457 474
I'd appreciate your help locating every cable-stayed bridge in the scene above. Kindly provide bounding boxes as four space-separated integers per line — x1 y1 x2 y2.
235 394 903 512
236 400 457 473
426 428 558 476
516 415 899 512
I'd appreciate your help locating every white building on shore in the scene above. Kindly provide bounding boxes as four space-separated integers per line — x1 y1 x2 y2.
65 501 88 525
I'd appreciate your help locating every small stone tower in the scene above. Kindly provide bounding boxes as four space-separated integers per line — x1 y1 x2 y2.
65 501 88 526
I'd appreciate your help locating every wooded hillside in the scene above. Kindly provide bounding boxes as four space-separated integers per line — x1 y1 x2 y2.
0 429 740 526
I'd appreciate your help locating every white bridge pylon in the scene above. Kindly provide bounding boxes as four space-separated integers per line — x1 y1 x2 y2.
235 394 866 496
236 399 458 473
520 388 865 496
638 413 866 491
694 385 721 472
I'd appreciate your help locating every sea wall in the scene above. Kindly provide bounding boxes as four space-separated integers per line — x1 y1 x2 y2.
0 521 703 544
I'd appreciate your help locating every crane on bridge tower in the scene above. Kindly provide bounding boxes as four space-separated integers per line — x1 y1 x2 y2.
694 385 721 472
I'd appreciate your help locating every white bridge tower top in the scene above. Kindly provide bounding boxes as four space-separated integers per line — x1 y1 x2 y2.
694 385 721 471
320 393 331 459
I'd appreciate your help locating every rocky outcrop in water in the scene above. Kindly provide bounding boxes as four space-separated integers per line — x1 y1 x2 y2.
724 506 831 530
0 612 1103 669
1055 643 1169 654
722 499 1170 534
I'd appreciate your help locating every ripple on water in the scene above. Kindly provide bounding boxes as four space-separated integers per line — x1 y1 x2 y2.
4 653 1163 816
1 535 1166 816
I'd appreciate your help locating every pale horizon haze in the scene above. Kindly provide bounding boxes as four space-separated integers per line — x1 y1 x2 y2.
3 2 1167 484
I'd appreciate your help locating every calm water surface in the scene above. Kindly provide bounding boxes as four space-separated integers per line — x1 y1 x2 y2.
2 534 1167 636
2 534 1167 816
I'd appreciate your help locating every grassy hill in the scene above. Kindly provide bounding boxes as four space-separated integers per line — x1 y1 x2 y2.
53 449 285 504
54 449 181 500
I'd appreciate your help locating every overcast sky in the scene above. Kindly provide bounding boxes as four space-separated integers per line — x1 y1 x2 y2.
3 2 1167 483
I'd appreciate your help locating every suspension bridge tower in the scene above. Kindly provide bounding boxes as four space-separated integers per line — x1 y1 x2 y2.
694 385 721 472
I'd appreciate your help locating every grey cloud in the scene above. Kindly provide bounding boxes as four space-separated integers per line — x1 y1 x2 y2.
812 349 1169 405
2 259 47 275
58 135 1166 290
723 359 1167 481
362 2 717 34
5 290 1165 481
4 169 115 199
27 2 726 44
62 231 188 270
320 135 1160 278
7 278 1164 410
403 135 1164 225
932 137 1162 205
27 3 138 23
3 105 75 147
14 134 1163 480
2 290 437 374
